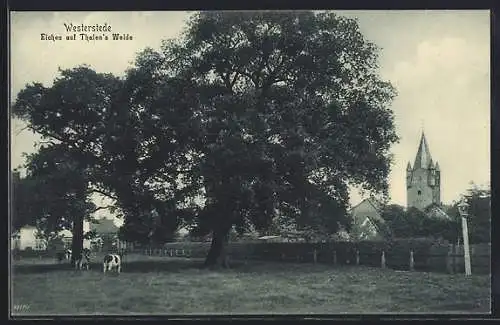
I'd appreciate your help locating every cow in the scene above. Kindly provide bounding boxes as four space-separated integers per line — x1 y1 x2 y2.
103 253 121 274
74 248 91 270
56 249 72 263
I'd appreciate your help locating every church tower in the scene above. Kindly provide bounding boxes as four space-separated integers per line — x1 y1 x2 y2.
406 132 441 211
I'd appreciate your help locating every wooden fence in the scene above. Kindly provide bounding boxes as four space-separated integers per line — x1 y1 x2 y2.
12 240 490 275
136 241 491 275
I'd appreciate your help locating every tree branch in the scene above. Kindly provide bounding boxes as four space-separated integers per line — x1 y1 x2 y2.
36 140 59 147
29 124 83 152
14 125 30 136
89 188 118 201
230 72 240 88
92 205 116 213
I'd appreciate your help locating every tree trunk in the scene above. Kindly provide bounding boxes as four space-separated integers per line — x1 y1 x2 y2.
204 227 231 269
70 214 84 267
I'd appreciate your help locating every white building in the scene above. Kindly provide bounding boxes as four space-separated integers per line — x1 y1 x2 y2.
11 226 46 250
59 226 92 249
11 221 92 251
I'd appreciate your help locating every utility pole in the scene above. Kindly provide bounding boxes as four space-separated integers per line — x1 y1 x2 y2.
458 197 471 276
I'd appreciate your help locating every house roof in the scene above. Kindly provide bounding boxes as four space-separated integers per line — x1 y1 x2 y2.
348 197 388 240
367 197 384 214
90 218 119 234
349 197 385 222
362 216 381 234
424 204 453 221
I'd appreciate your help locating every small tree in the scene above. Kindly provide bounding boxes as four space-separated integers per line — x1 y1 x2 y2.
381 204 458 241
447 183 491 244
381 204 406 238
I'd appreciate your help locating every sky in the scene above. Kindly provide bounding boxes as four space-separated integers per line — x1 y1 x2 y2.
10 10 491 224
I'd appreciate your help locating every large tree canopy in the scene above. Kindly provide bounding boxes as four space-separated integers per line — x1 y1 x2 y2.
12 11 399 267
163 11 399 265
11 145 98 262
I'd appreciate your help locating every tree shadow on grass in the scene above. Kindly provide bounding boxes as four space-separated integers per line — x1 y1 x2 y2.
12 262 73 274
226 259 360 274
12 256 354 275
12 258 206 275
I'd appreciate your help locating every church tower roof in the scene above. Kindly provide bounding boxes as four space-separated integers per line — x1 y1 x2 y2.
413 131 433 169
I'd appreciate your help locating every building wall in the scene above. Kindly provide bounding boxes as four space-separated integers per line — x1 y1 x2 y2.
349 199 383 240
11 226 46 250
59 226 91 249
12 225 91 251
351 200 381 224
61 237 91 249
407 168 440 211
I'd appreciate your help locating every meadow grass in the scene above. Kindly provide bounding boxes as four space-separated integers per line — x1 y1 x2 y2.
11 254 490 315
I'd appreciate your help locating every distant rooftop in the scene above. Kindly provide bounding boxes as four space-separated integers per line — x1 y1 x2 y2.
90 218 119 234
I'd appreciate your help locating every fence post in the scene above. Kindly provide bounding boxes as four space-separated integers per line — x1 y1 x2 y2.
333 250 337 266
355 249 360 266
281 253 285 261
381 250 386 269
409 250 415 271
313 249 317 264
446 245 453 274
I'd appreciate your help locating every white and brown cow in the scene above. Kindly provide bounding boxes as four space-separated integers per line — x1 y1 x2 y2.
75 248 91 270
103 253 121 274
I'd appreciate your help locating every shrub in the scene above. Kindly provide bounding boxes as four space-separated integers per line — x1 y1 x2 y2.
134 237 494 274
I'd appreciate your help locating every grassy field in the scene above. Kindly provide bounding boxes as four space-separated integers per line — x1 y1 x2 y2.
11 254 491 316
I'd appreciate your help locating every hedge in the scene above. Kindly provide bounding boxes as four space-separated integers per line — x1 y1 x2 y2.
137 238 489 274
